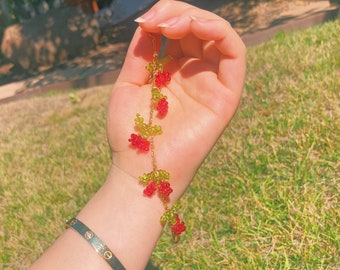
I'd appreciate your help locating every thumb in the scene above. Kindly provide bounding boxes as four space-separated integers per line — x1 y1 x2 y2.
116 27 161 86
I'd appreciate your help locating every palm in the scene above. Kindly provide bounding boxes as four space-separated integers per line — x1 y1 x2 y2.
107 11 246 198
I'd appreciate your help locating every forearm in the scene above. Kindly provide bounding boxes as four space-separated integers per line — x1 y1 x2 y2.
30 165 165 270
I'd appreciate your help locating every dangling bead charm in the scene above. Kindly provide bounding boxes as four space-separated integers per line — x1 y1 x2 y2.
128 133 150 152
143 182 157 197
156 98 168 117
171 214 186 236
155 71 171 88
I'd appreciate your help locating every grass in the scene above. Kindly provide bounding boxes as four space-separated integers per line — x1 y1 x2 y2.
1 19 339 269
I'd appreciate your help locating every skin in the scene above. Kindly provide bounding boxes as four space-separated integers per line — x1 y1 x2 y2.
29 1 246 269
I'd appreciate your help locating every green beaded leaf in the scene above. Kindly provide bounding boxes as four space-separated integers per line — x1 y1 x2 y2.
160 209 175 225
145 55 172 74
160 202 181 225
146 61 163 74
134 114 162 138
139 169 170 185
151 87 167 103
172 202 181 213
149 125 162 137
134 113 145 126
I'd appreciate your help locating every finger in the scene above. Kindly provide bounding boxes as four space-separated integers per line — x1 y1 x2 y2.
179 33 203 59
190 17 246 93
116 27 161 86
163 38 219 65
135 0 217 38
162 35 221 66
202 40 221 65
190 17 246 59
135 0 245 56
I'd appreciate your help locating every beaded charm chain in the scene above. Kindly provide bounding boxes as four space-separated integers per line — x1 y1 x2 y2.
128 35 186 242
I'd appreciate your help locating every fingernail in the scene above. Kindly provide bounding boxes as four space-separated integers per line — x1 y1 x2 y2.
134 10 155 23
157 22 169 28
189 15 197 21
189 15 210 24
157 17 179 28
134 17 146 23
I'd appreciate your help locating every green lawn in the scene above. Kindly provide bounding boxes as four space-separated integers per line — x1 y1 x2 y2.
1 19 339 269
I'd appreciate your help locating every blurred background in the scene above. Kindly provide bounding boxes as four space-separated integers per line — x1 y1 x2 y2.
0 0 338 101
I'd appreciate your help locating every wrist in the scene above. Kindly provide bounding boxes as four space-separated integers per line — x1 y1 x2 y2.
77 165 165 269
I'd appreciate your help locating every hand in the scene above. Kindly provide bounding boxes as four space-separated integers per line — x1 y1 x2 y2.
107 0 246 200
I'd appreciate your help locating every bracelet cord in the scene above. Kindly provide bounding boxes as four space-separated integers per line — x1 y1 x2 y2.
128 34 186 242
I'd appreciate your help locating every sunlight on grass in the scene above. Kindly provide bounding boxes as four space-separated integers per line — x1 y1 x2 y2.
1 20 339 269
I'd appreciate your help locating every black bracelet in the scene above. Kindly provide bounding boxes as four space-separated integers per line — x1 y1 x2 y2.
66 218 125 270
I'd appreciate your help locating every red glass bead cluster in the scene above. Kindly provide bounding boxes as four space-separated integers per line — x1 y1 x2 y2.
128 133 150 152
155 71 171 88
156 97 168 117
172 214 186 235
129 43 186 241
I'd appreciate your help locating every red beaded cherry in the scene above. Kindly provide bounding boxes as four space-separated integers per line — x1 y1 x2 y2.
128 133 150 152
171 214 186 235
156 98 168 117
158 181 173 197
144 182 157 197
155 71 171 88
